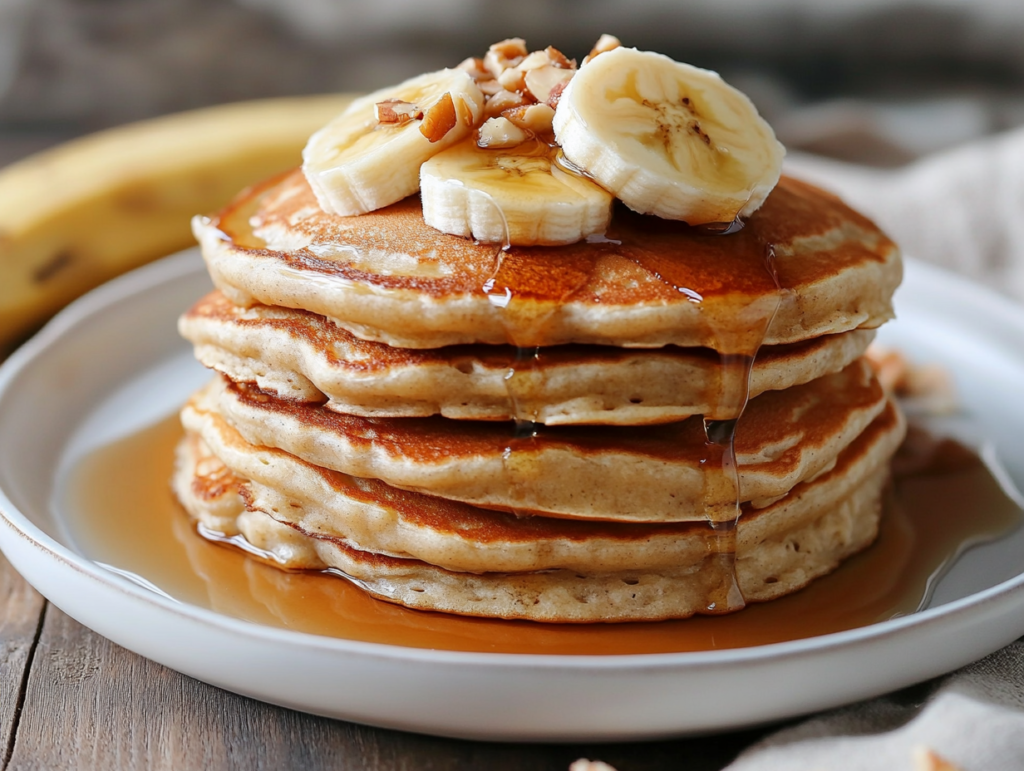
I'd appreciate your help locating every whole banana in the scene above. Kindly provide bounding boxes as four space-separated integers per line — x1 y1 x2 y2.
0 95 353 354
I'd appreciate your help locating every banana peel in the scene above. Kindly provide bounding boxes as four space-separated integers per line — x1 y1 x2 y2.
0 94 354 353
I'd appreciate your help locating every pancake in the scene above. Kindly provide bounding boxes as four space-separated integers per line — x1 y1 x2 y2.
179 397 905 574
180 290 876 425
172 408 899 622
198 357 888 522
194 170 901 351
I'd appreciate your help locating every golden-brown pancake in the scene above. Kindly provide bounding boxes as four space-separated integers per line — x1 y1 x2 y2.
196 358 888 522
180 290 876 425
194 170 901 351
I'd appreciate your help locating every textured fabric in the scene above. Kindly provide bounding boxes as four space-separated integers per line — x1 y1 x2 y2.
728 640 1024 770
787 129 1024 303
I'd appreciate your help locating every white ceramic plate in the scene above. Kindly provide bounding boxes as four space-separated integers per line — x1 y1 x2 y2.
2 250 1024 742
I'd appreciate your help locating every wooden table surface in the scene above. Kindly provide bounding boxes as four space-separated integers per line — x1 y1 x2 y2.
0 134 778 771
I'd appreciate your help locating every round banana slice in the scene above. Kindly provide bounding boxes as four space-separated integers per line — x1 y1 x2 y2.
302 69 485 216
420 137 613 246
552 47 785 225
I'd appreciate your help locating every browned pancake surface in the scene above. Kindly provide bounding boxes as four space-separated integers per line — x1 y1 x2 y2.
198 170 901 349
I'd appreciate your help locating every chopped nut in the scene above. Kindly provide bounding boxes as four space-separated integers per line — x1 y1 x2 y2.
498 66 527 94
477 116 529 149
569 761 618 771
419 92 458 143
525 65 574 103
477 78 505 97
545 45 575 69
518 46 575 73
583 33 622 64
485 88 527 117
483 37 528 78
913 746 963 771
865 344 958 415
374 99 423 125
865 344 909 393
518 49 554 72
503 103 555 135
455 56 490 81
545 79 569 109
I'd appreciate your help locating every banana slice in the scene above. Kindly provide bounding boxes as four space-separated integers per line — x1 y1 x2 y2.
302 69 485 216
420 137 613 246
552 47 785 225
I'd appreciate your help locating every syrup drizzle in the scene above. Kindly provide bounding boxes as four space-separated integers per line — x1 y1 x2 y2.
621 223 783 612
480 194 595 516
475 182 784 607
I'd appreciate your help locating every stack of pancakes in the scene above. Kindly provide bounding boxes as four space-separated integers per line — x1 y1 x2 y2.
173 168 904 622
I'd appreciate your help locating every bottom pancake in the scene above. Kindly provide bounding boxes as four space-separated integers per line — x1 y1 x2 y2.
172 402 904 623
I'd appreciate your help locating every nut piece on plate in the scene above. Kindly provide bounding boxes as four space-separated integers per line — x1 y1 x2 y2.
913 746 964 771
569 761 619 771
865 344 957 415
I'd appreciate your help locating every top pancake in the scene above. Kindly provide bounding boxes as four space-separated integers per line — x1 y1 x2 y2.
195 170 901 351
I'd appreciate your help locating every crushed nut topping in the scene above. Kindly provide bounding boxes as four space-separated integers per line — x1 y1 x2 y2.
497 66 527 93
460 36 616 149
485 88 527 118
525 65 574 104
477 117 529 149
483 37 529 78
913 746 963 771
419 92 458 143
546 79 569 109
374 99 423 125
583 33 622 65
455 56 490 82
449 36 630 139
503 103 556 136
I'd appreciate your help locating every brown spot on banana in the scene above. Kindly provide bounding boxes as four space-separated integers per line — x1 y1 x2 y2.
690 121 713 146
32 250 76 283
114 183 163 213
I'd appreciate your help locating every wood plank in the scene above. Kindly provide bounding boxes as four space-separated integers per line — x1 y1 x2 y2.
0 552 46 767
6 602 761 770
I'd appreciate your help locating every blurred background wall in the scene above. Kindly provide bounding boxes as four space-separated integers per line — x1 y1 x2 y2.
2 0 1024 167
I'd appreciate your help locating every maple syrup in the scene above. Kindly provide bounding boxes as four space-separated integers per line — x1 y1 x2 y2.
64 413 1022 655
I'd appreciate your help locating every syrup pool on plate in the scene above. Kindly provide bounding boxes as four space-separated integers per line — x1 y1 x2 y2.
61 405 1023 656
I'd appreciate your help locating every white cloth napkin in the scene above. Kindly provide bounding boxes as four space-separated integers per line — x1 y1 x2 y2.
785 128 1024 304
727 640 1024 770
725 130 1024 770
